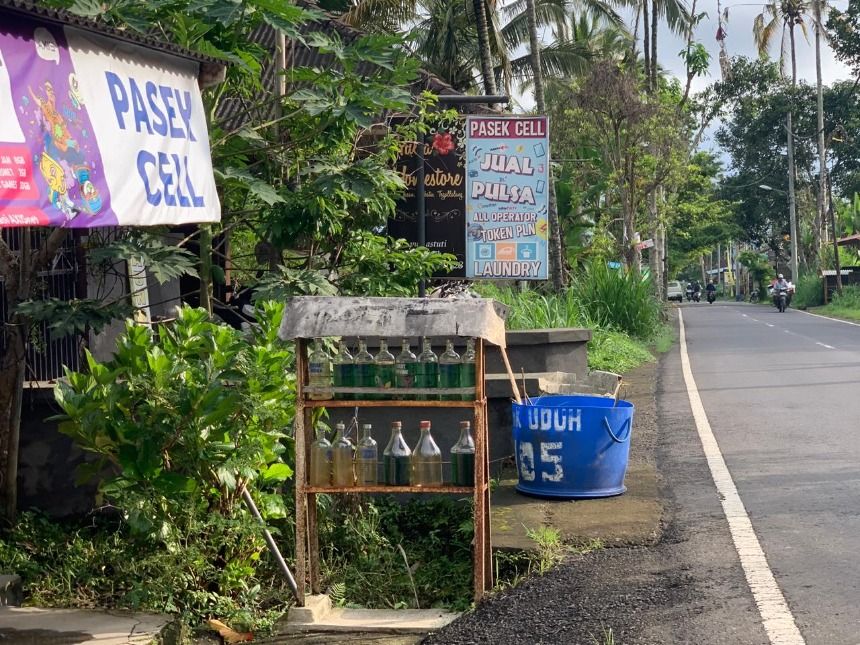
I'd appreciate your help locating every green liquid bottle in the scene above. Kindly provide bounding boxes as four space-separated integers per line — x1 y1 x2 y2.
395 339 417 399
373 339 396 400
415 337 439 401
309 426 332 488
307 338 332 400
354 339 375 401
331 422 355 487
333 340 355 400
356 423 378 485
460 338 476 401
438 339 461 401
383 421 411 486
450 420 476 486
412 420 442 487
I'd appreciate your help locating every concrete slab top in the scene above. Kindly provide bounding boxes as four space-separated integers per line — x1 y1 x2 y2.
491 462 662 550
0 607 169 644
284 607 459 635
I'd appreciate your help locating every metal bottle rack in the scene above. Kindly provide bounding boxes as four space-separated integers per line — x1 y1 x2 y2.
279 296 519 606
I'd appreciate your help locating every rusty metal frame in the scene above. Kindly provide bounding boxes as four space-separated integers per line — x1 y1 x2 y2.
293 334 494 605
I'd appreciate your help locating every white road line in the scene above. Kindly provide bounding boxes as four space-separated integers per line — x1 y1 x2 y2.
678 311 805 645
742 313 749 317
766 323 775 328
816 342 835 349
796 309 860 327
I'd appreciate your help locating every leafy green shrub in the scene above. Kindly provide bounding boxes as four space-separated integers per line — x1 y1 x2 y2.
54 303 295 541
44 303 298 630
793 273 824 308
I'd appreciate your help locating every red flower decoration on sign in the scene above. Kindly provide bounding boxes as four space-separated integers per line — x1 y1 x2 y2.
431 132 455 155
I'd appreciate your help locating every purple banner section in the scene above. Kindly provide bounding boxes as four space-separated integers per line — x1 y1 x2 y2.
0 15 116 227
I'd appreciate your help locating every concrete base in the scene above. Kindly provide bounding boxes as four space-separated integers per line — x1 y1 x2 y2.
283 596 458 635
491 463 662 551
0 575 21 606
0 607 169 644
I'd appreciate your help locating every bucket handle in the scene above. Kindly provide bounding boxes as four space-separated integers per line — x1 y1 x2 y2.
603 417 632 444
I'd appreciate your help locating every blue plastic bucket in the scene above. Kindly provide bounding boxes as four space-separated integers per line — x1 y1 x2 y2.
512 395 634 498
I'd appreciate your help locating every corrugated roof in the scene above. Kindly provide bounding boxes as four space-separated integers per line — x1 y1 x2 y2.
0 0 226 86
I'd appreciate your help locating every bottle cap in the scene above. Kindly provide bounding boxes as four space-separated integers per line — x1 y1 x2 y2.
391 421 402 429
336 422 345 430
460 421 471 429
362 423 372 430
420 420 431 429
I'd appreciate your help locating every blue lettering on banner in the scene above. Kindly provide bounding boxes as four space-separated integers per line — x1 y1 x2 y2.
146 82 168 136
104 72 196 141
110 72 205 209
137 150 204 208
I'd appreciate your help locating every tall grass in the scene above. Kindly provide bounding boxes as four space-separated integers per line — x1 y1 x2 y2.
830 284 860 309
571 263 661 338
477 265 662 340
476 267 663 374
793 273 824 309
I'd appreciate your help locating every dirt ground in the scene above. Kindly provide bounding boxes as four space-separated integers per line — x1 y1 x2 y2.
424 323 765 645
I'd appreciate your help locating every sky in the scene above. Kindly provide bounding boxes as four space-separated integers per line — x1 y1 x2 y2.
653 0 854 151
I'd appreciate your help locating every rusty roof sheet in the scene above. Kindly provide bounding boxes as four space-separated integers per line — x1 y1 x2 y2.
0 0 226 85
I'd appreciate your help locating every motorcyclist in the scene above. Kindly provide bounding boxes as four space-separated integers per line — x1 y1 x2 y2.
705 280 717 297
772 274 789 307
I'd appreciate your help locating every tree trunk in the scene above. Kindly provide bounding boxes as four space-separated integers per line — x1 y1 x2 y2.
472 0 498 96
0 228 69 520
814 0 826 268
0 316 25 521
648 191 661 298
642 1 651 84
199 225 213 315
650 0 658 93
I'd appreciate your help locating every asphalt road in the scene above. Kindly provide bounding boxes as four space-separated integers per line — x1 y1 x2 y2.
680 300 860 644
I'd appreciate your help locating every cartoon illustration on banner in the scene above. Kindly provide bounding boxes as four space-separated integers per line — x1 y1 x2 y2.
465 116 549 280
0 14 220 228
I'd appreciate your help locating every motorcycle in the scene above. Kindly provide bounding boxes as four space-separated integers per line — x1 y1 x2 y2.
774 286 789 313
685 285 694 302
707 290 716 304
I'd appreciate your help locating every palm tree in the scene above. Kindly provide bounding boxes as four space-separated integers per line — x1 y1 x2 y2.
753 0 814 278
641 0 691 93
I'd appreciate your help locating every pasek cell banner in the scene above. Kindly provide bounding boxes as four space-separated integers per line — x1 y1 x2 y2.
465 116 549 280
0 14 220 228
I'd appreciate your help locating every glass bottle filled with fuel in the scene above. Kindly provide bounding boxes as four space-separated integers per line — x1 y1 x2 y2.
356 423 378 485
450 420 475 486
412 420 442 487
331 422 355 487
383 421 411 485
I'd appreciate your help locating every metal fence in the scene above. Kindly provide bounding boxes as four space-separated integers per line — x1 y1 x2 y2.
0 229 83 384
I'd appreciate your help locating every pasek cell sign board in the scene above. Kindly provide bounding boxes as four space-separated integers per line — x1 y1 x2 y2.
465 116 549 280
0 14 220 228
